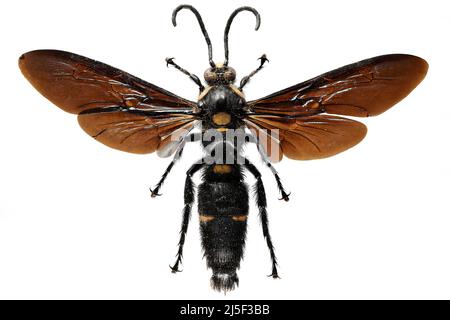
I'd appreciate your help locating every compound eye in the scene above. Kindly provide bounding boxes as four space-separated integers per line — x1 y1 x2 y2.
204 69 217 83
224 67 236 82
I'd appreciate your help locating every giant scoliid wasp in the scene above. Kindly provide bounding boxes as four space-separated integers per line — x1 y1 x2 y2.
19 5 428 292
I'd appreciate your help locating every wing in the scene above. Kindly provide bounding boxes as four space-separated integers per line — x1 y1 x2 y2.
19 50 198 154
246 54 428 161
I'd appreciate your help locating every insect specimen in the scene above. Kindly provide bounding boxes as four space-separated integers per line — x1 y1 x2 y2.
19 5 428 291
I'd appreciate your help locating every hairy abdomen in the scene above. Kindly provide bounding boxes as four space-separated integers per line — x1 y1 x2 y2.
197 170 249 292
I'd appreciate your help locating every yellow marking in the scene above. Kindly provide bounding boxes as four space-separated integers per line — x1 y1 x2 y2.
199 215 215 223
212 112 232 126
231 215 248 222
305 100 320 110
230 85 245 99
125 99 136 107
198 86 212 100
213 164 232 174
217 127 228 132
216 62 224 68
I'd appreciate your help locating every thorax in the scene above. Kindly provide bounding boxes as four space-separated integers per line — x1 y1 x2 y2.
198 85 246 130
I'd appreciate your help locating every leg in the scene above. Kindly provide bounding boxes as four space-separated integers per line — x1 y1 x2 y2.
150 132 202 197
239 54 269 90
170 161 205 273
247 134 290 201
166 57 204 92
244 160 280 279
260 154 290 202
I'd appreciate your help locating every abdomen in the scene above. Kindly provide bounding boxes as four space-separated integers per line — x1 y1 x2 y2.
197 166 249 291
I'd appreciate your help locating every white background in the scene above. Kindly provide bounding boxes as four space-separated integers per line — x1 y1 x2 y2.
1 0 449 299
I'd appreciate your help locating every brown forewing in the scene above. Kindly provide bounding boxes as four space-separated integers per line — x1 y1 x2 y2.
248 54 428 117
246 54 427 160
19 50 198 154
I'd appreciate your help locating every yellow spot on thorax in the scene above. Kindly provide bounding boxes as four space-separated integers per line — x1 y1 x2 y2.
212 112 231 126
229 84 245 99
198 86 212 100
213 164 232 174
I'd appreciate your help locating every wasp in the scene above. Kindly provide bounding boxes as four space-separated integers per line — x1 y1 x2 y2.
19 5 427 292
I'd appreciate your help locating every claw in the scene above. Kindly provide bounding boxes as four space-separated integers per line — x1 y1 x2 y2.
165 57 175 67
278 191 291 202
170 264 183 273
149 188 162 198
267 273 281 279
258 54 269 66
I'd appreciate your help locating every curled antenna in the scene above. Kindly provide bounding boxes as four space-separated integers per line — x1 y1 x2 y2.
224 7 261 66
172 5 216 68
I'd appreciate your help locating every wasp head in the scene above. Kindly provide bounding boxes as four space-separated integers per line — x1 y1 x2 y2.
204 64 236 85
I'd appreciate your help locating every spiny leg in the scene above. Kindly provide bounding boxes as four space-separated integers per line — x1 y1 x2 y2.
166 57 204 92
262 158 290 202
150 147 183 198
150 132 201 197
244 159 280 279
170 160 205 273
239 54 269 90
247 134 290 201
